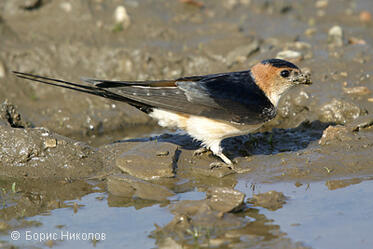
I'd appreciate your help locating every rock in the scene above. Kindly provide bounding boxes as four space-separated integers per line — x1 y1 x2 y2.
107 174 174 201
319 125 354 145
114 6 131 29
343 86 371 96
328 25 344 47
226 40 260 67
319 98 361 124
276 50 303 62
116 142 178 180
0 126 102 178
206 187 245 213
247 191 287 210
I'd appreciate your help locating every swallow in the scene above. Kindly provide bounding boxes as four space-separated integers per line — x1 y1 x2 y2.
13 58 311 165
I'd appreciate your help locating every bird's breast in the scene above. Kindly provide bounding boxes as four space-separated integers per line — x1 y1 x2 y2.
149 108 263 143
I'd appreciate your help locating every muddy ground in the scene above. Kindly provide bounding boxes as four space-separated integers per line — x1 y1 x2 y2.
0 0 373 248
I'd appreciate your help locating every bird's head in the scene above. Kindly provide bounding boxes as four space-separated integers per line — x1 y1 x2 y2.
251 58 312 107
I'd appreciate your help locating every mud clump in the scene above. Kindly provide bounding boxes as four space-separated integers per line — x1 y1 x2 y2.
205 187 246 213
347 114 373 132
319 98 362 124
169 187 245 216
116 142 178 180
319 125 354 145
154 187 247 247
248 191 287 210
153 186 308 248
107 174 174 202
326 178 363 190
0 101 32 128
0 125 102 179
178 149 236 178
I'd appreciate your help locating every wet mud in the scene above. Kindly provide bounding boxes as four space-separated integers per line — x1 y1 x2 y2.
0 0 373 248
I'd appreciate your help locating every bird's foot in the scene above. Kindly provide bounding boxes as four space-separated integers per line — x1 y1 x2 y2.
193 147 210 156
215 151 233 165
209 160 235 171
209 161 226 169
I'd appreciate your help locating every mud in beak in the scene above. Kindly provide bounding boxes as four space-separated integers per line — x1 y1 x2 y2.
291 71 312 85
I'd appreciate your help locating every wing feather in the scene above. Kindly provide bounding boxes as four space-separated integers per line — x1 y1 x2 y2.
106 71 276 124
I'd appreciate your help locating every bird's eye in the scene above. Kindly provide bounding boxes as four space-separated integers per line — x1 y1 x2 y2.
280 70 290 78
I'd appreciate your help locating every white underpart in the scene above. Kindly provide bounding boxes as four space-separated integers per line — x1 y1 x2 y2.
149 108 262 164
149 108 183 128
268 83 293 107
268 92 282 107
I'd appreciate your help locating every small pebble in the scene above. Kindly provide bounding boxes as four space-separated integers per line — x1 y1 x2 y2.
305 28 317 36
340 72 348 77
359 11 371 23
114 6 131 29
328 25 344 47
343 86 371 96
44 138 57 148
348 37 366 45
60 2 72 12
276 50 303 61
45 240 54 248
293 41 311 50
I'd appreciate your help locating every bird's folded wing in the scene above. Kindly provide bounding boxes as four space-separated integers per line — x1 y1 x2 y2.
85 72 276 124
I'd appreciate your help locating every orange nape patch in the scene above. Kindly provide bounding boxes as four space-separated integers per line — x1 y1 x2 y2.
251 63 280 97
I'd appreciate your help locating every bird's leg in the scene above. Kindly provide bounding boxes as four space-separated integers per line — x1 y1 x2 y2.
209 142 232 165
193 147 210 156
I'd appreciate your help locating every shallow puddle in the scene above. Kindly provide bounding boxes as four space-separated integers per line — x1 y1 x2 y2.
1 177 372 249
236 177 373 249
